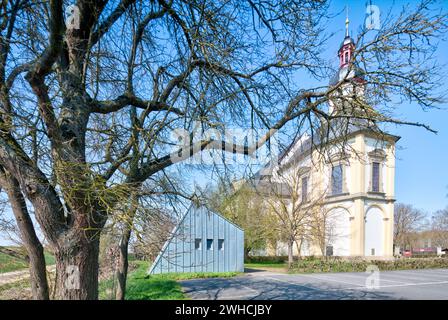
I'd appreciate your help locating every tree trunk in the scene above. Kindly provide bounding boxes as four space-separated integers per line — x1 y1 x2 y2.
28 242 50 300
115 227 131 300
115 194 138 300
287 240 294 269
0 169 49 300
244 247 251 261
54 238 100 300
295 239 302 259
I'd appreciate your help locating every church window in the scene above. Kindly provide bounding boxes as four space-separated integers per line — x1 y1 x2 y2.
331 164 343 195
372 162 380 192
344 51 349 64
301 176 308 202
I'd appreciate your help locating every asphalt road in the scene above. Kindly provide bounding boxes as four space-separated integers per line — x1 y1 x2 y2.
180 268 448 300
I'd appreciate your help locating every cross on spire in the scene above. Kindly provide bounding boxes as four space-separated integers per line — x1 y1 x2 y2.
345 6 350 37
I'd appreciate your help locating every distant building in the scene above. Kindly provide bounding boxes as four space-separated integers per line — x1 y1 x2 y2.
149 205 244 274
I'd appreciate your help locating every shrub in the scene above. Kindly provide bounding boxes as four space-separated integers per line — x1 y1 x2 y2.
245 256 288 264
290 257 448 273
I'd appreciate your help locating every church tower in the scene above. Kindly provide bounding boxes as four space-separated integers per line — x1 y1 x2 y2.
328 12 366 116
339 14 355 68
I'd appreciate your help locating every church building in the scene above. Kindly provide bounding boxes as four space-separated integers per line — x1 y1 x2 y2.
255 16 399 259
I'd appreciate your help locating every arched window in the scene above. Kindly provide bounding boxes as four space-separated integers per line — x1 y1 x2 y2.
344 51 349 64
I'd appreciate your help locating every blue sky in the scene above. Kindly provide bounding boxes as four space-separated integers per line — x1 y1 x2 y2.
193 0 448 214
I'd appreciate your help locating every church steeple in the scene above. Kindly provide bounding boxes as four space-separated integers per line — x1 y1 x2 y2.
328 8 366 115
338 7 355 69
329 7 366 88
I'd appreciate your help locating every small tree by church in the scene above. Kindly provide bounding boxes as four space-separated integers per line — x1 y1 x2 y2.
210 182 276 259
259 167 328 268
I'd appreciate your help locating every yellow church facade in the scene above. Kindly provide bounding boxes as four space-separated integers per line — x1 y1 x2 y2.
267 128 399 259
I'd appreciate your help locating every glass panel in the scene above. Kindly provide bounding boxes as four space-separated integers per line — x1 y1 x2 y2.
331 165 343 195
372 162 380 192
218 239 224 251
195 238 202 250
206 239 213 250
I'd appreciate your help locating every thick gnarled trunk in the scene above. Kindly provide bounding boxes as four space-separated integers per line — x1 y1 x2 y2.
54 238 100 300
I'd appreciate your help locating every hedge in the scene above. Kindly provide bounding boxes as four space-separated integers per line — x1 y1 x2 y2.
290 257 448 273
245 256 288 264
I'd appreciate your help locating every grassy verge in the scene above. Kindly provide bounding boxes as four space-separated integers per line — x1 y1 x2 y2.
0 253 28 273
0 278 31 300
99 261 239 300
0 249 55 274
290 257 448 274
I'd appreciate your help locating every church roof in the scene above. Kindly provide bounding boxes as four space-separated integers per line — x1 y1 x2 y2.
276 119 400 170
340 35 355 48
329 64 366 86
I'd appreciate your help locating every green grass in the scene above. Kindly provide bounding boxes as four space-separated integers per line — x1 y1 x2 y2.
0 248 55 274
44 251 55 265
153 271 239 281
0 252 28 273
99 261 239 300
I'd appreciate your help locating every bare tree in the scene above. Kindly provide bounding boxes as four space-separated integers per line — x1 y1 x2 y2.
0 0 446 299
394 203 427 250
429 207 448 248
131 206 177 263
212 181 277 259
308 202 344 258
260 167 327 268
